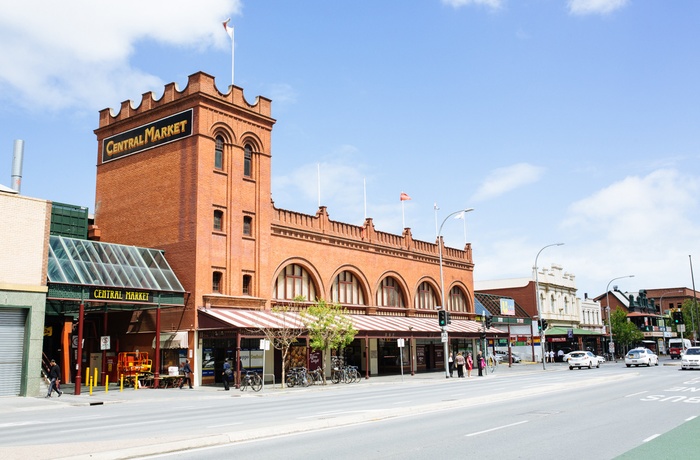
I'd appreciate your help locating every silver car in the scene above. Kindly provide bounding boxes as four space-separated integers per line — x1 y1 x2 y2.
625 348 659 367
681 347 700 370
568 351 600 370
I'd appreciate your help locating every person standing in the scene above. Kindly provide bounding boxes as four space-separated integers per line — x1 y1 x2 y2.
455 352 465 378
466 352 474 378
448 352 455 378
477 351 484 376
549 350 555 363
46 359 62 398
222 358 232 391
179 360 193 389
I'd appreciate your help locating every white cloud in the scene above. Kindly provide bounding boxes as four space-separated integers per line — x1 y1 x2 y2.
568 0 629 16
441 0 504 10
0 1 241 111
471 163 545 202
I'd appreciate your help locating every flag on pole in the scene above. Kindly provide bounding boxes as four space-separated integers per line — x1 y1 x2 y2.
223 18 234 86
223 18 234 39
400 192 411 201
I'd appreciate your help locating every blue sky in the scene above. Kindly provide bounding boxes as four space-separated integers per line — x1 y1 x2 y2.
1 0 699 298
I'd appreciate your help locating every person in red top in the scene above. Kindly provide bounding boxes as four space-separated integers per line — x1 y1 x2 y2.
466 352 474 378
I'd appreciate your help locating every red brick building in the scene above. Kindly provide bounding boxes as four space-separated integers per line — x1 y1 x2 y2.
93 72 498 383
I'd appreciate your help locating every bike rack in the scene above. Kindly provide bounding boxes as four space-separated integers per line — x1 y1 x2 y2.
263 373 276 390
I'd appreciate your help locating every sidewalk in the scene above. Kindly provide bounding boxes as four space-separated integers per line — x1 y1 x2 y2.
1 361 561 414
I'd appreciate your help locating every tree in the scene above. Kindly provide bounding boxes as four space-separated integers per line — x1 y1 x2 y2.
254 296 306 388
300 299 358 384
611 308 643 355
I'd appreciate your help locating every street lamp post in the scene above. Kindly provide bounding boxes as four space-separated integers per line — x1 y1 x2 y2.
438 208 474 378
605 275 635 362
534 243 564 370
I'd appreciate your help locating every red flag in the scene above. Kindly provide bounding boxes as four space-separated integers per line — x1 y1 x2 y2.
400 192 411 201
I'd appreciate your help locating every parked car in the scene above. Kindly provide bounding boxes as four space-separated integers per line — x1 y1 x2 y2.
568 351 600 370
596 355 606 364
625 348 659 367
494 350 521 363
680 346 700 370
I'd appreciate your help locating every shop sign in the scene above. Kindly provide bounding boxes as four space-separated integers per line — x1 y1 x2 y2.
90 287 152 303
102 109 193 163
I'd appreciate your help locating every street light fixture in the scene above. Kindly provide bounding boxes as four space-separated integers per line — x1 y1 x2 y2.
534 243 564 370
605 275 635 362
438 208 474 378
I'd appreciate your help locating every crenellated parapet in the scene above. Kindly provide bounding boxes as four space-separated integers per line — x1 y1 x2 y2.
97 71 272 128
272 205 473 266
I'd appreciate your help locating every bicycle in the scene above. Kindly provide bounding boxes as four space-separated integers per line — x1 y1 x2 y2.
285 367 310 388
306 368 323 385
240 370 262 392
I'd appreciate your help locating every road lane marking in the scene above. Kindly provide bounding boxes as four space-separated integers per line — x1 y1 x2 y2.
465 420 528 437
686 416 697 421
208 422 243 428
643 434 660 443
625 391 648 398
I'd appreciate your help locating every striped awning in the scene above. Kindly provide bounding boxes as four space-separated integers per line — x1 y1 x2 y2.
198 308 505 336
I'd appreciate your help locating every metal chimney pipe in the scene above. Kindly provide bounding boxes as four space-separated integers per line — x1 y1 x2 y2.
11 139 24 193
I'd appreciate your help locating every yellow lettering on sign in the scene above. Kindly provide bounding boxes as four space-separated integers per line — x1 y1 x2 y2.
44 326 53 337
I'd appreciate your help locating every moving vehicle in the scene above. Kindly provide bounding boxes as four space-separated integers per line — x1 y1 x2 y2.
669 338 691 360
568 351 600 370
625 348 659 367
680 346 700 370
494 350 521 363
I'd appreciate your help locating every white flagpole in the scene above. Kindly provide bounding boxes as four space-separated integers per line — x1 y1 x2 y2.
317 163 321 207
223 19 234 87
434 202 439 238
401 200 405 229
363 178 367 220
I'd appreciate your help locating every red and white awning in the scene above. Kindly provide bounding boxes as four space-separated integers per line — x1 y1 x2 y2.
198 308 504 336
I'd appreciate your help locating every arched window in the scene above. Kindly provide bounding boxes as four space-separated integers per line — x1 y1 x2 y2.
213 210 223 231
376 277 405 308
564 297 569 314
244 144 252 177
273 264 317 301
243 216 252 236
215 136 224 170
212 271 222 293
448 286 467 312
414 281 437 310
331 271 365 305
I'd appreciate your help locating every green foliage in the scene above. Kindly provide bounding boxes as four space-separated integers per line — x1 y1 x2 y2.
610 308 643 353
300 299 358 384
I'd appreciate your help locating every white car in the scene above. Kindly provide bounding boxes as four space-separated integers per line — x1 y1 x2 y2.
568 351 600 370
625 348 659 367
494 350 521 363
681 347 700 370
596 355 606 364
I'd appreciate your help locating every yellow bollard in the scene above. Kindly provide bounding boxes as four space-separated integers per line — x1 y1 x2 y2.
105 375 109 394
135 372 139 390
94 368 98 389
89 376 93 396
120 374 123 392
85 367 90 388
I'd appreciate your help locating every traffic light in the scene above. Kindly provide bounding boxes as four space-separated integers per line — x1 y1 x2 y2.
541 319 548 330
673 311 684 325
485 317 492 329
480 332 486 340
438 310 447 327
446 312 452 325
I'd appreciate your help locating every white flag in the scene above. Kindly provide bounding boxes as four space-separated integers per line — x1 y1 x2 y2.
223 18 234 39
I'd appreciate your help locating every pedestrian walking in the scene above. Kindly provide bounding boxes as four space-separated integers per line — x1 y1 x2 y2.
222 358 232 390
477 351 484 376
179 360 193 389
455 352 465 378
549 350 555 363
46 359 62 398
466 352 473 378
448 352 455 378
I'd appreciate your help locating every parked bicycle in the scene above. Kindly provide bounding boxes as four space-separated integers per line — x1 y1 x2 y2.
330 357 361 384
240 370 262 392
285 367 310 388
306 367 323 385
486 354 498 374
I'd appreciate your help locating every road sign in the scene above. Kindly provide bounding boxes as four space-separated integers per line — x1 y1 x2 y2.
441 332 447 343
397 338 405 348
100 336 110 350
609 342 615 353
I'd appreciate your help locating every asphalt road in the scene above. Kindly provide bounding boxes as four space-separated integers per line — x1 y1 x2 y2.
2 360 699 459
